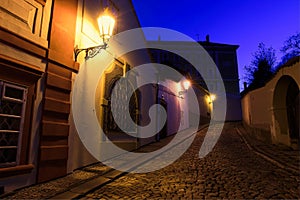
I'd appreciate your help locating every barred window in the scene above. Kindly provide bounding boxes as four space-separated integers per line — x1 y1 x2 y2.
0 81 27 168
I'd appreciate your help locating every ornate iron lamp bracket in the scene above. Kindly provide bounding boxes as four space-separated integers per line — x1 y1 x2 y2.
74 43 108 62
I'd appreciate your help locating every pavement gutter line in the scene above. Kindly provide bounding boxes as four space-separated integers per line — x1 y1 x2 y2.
235 127 299 175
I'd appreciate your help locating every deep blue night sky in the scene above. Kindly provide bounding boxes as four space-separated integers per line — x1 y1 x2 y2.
131 0 299 91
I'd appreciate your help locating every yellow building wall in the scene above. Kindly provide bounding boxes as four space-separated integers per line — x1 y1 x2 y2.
242 58 300 146
68 0 154 172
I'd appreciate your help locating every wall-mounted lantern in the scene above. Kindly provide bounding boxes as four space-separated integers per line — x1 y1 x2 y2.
178 80 191 96
183 80 191 90
209 94 216 104
74 11 115 61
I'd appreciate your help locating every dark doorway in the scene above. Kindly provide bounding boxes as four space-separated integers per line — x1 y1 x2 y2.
157 98 168 140
273 75 299 149
286 81 299 148
103 78 138 142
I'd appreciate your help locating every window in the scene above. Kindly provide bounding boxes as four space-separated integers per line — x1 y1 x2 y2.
0 81 27 168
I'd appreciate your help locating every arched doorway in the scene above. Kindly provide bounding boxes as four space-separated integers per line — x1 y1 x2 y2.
96 60 139 151
104 77 138 141
286 80 299 148
273 75 299 149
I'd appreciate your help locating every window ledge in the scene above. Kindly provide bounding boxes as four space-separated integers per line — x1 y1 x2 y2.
0 164 34 178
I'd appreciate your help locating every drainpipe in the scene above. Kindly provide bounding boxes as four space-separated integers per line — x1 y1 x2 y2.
155 72 160 141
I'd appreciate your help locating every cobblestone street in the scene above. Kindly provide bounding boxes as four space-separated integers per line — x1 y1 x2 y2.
83 123 300 199
2 123 299 199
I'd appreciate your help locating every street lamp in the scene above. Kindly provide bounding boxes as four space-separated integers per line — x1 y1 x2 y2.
183 80 191 90
74 11 115 61
98 15 115 44
209 94 216 104
178 80 191 96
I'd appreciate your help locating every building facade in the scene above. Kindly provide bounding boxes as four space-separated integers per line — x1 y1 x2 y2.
148 36 242 121
67 0 158 173
0 0 214 193
0 0 156 192
0 0 79 191
241 57 299 149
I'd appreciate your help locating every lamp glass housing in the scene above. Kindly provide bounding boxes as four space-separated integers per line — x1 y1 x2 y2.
183 80 191 90
98 15 115 43
210 94 216 102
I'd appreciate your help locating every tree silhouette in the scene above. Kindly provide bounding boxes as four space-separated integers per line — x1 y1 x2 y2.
244 42 276 88
278 32 300 66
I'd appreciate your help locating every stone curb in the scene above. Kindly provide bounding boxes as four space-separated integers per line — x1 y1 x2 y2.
51 175 120 199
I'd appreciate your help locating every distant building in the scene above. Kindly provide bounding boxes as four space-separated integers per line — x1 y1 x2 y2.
148 36 242 121
241 56 299 149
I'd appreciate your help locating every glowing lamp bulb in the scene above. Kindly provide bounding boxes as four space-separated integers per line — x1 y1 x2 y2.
183 80 191 90
98 15 115 43
210 94 216 102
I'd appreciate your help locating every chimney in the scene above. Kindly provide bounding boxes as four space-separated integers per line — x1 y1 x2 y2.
206 34 210 43
243 82 247 89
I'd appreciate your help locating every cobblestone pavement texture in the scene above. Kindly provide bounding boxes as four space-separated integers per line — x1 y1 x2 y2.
237 125 300 173
2 122 300 199
83 123 300 199
1 163 112 199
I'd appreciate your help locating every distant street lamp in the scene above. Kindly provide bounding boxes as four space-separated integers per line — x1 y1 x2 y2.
209 94 216 104
179 80 191 96
74 11 115 61
183 80 191 90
